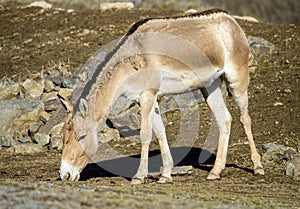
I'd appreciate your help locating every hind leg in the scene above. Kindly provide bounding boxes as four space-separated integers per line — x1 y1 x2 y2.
233 89 264 175
226 68 264 176
204 78 232 180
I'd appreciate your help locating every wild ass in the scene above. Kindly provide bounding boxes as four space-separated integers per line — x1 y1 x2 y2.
59 9 264 183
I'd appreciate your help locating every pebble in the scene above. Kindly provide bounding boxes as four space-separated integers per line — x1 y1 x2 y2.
34 133 50 146
21 79 44 99
0 132 16 147
100 2 134 11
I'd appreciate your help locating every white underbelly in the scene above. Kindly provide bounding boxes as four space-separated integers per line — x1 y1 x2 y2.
115 68 223 101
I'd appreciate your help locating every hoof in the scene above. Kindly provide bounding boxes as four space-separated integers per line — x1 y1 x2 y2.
207 172 221 180
131 177 144 185
158 176 172 184
254 167 265 176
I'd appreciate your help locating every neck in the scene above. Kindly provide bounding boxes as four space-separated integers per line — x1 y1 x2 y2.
88 63 134 123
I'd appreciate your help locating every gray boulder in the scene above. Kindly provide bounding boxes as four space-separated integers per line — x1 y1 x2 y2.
50 135 63 150
43 79 56 93
286 155 300 181
0 99 44 139
21 79 44 99
262 143 290 163
159 90 205 114
38 108 67 136
0 132 16 148
34 133 50 146
41 92 61 111
97 128 120 143
62 77 80 89
262 143 300 181
248 35 275 55
0 77 19 100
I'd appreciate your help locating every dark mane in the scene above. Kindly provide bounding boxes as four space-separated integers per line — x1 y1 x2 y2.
126 8 229 36
178 8 228 18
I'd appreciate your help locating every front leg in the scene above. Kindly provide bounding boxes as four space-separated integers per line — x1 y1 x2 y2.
131 90 157 184
152 102 173 183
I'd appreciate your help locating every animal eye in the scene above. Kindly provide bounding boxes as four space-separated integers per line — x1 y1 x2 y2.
78 135 86 142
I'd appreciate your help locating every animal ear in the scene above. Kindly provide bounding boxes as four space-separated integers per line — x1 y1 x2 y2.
79 98 89 117
59 97 73 113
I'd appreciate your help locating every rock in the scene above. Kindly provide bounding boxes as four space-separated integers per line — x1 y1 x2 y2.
46 70 63 86
21 79 44 99
43 98 61 111
171 165 193 175
34 133 50 146
62 78 79 89
148 166 193 178
0 132 16 147
286 162 295 177
58 88 73 100
97 119 110 131
11 144 45 155
41 92 57 103
43 79 56 93
0 77 19 100
29 121 43 135
97 128 120 143
41 92 61 111
262 143 289 163
185 9 198 14
40 111 51 123
234 15 259 22
262 143 300 180
0 99 44 139
50 135 63 150
27 1 52 9
18 136 31 143
286 154 300 181
284 148 298 160
247 35 275 55
124 135 140 143
38 108 67 136
159 90 205 114
110 101 141 131
49 123 64 137
100 2 134 11
202 118 219 154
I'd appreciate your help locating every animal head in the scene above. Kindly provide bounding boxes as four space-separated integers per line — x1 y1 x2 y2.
59 98 98 181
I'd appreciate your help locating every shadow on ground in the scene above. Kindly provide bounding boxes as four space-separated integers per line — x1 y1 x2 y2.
80 146 253 181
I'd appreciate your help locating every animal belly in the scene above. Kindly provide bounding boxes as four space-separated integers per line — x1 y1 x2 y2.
158 67 223 95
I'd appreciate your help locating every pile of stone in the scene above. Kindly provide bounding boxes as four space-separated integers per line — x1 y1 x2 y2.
262 143 300 181
0 67 77 153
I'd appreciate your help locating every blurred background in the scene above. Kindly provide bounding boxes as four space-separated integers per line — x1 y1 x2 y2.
2 0 299 24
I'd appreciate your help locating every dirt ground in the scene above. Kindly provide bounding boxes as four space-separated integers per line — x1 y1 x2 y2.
0 2 300 208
